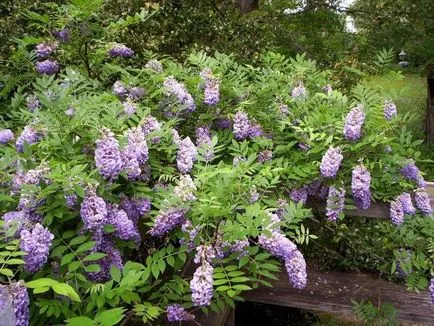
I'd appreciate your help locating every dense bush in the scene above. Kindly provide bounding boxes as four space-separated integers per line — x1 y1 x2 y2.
0 2 433 325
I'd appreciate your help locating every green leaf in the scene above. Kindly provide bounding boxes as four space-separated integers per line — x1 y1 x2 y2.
85 264 101 273
0 268 13 277
69 236 88 246
61 253 75 266
66 316 94 326
151 264 159 279
83 253 107 262
52 283 81 302
110 266 122 282
26 278 57 288
95 308 126 326
5 258 24 265
76 241 96 254
232 284 252 291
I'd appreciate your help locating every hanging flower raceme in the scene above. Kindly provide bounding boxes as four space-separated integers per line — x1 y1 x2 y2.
429 278 434 306
390 199 404 225
144 59 163 73
174 174 197 202
0 129 14 144
128 86 145 101
326 185 345 222
214 117 232 130
289 187 308 204
106 204 140 242
108 43 134 58
35 42 57 59
122 100 136 116
112 81 128 99
22 163 50 185
414 189 433 216
258 149 273 163
120 196 151 225
148 209 186 237
397 192 416 215
87 238 123 282
190 261 214 307
142 115 162 143
80 188 108 231
65 194 78 208
54 28 69 42
26 95 40 112
291 82 307 100
401 161 426 188
2 281 30 326
383 99 397 120
284 250 307 289
36 60 59 75
177 137 197 174
166 304 195 322
233 111 250 140
19 223 54 273
250 185 260 203
258 231 297 260
322 84 333 94
16 125 43 153
65 106 75 116
320 146 343 178
200 67 220 106
351 165 371 210
163 76 196 113
195 126 214 162
343 104 365 141
94 127 123 180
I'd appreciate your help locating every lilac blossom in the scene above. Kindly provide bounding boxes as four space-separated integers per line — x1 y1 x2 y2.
390 199 404 225
54 28 69 42
171 129 181 146
326 185 346 222
401 162 426 188
128 86 145 101
284 250 307 289
3 210 36 237
194 245 217 264
190 261 214 307
149 209 186 237
174 174 197 202
87 238 123 282
291 82 307 100
36 60 59 75
108 43 134 58
145 59 163 73
80 188 108 231
121 148 141 179
323 84 333 94
248 123 263 138
106 204 140 241
20 223 54 273
112 81 128 99
258 150 273 163
167 304 195 322
258 231 297 260
278 102 289 116
26 95 40 112
383 100 397 120
351 165 371 210
16 125 43 152
414 189 433 216
233 111 251 140
250 186 260 203
320 146 343 178
163 76 196 112
397 192 416 215
122 100 136 116
305 180 322 196
233 156 246 166
65 106 75 116
142 115 161 136
177 137 197 174
65 194 77 208
0 129 14 144
298 142 310 151
180 220 199 250
120 196 151 225
214 117 231 130
10 281 29 326
229 239 249 257
195 126 214 161
126 127 149 165
200 68 220 106
289 187 308 204
343 104 365 141
95 127 123 180
35 42 57 59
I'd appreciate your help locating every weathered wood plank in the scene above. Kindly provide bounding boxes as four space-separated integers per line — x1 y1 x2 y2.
243 266 434 325
309 182 434 219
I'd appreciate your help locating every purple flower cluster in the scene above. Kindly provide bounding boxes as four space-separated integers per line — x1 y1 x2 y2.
177 137 197 174
10 281 29 326
320 146 343 178
291 82 307 100
22 163 50 185
36 60 59 75
383 100 397 120
343 104 365 141
351 165 371 210
194 244 217 264
65 106 75 116
120 196 151 225
430 277 434 306
200 68 220 106
326 185 346 222
414 189 433 216
142 115 162 142
54 29 69 42
233 111 263 140
250 186 260 203
167 304 195 322
190 261 214 306
80 188 108 231
35 42 57 59
16 125 43 153
112 81 128 99
195 126 214 161
258 150 273 163
122 100 136 116
214 117 232 130
298 142 310 151
106 204 139 242
390 199 404 225
163 76 196 113
20 223 54 273
95 128 123 180
108 43 134 58
128 87 145 101
145 59 163 73
149 209 186 237
284 250 307 289
26 95 40 112
87 238 123 282
0 129 14 144
171 128 181 146
401 162 426 188
174 174 197 202
323 84 333 94
397 192 416 215
180 220 199 250
121 127 148 179
289 187 308 204
278 102 289 116
65 193 78 208
258 231 297 260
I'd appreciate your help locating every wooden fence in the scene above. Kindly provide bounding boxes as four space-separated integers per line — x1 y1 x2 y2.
180 183 434 326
